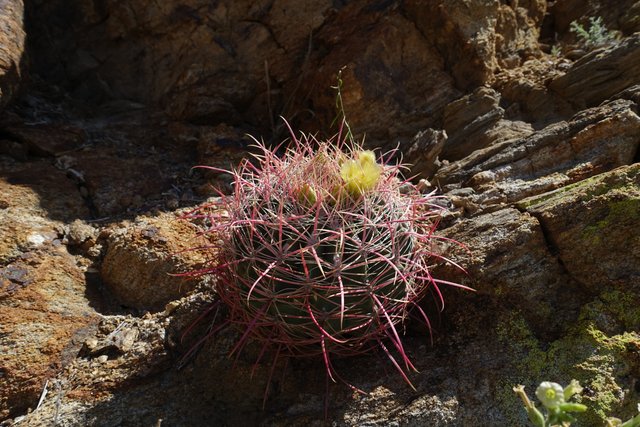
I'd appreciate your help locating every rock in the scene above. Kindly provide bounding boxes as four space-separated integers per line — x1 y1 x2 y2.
167 122 250 176
402 128 447 179
0 158 90 263
405 0 544 89
612 84 640 105
492 58 573 125
100 211 207 312
0 247 98 419
549 34 640 109
440 87 504 161
0 154 97 419
435 208 580 330
549 0 639 36
25 0 333 126
0 0 25 110
519 164 640 292
5 1 640 425
434 100 640 205
295 1 461 144
79 316 165 364
23 0 548 146
0 119 86 157
57 112 195 217
620 1 640 33
64 219 97 248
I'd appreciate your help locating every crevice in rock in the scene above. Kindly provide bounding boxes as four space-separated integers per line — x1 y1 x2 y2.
240 19 287 53
514 204 589 293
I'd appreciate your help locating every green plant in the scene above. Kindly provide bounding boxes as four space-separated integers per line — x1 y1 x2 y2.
515 381 640 426
514 381 587 426
550 45 562 58
570 16 618 49
188 122 469 394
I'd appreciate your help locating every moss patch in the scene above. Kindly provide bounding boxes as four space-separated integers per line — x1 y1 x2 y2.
495 290 640 425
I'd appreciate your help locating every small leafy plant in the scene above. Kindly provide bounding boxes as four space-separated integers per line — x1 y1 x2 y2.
514 381 640 426
514 381 587 426
550 45 562 58
570 16 618 49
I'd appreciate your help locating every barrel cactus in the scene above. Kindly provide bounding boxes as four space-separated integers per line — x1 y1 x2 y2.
193 124 466 387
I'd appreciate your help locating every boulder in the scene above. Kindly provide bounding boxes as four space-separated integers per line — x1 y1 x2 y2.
435 208 579 330
101 211 207 312
0 0 25 109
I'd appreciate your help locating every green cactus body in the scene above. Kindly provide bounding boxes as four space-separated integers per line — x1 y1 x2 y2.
227 196 416 355
195 127 467 386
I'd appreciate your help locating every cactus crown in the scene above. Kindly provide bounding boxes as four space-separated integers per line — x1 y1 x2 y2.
191 122 468 392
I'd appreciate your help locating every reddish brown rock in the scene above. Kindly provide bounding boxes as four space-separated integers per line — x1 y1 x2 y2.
4 1 640 425
101 211 207 312
24 0 546 146
286 1 461 143
406 0 544 89
0 119 86 157
0 0 25 110
0 248 97 419
492 57 573 124
0 159 90 263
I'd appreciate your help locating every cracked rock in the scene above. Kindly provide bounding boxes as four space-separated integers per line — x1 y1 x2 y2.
519 163 640 292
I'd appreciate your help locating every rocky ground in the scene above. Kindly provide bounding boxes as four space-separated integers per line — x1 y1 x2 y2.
1 0 639 426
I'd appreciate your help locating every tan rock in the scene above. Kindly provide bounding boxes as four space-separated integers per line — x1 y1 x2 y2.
0 159 90 263
101 211 207 312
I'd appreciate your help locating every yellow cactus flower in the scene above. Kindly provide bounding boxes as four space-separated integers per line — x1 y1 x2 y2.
340 150 381 197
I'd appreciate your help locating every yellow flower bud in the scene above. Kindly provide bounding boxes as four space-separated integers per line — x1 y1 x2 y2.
339 150 381 197
297 183 317 206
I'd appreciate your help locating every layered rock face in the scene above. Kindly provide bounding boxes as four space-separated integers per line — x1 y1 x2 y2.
1 0 639 425
0 0 25 109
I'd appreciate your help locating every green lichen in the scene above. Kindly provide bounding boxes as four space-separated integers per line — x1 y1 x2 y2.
581 198 640 244
495 291 640 425
581 290 640 332
517 164 640 212
496 313 548 379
